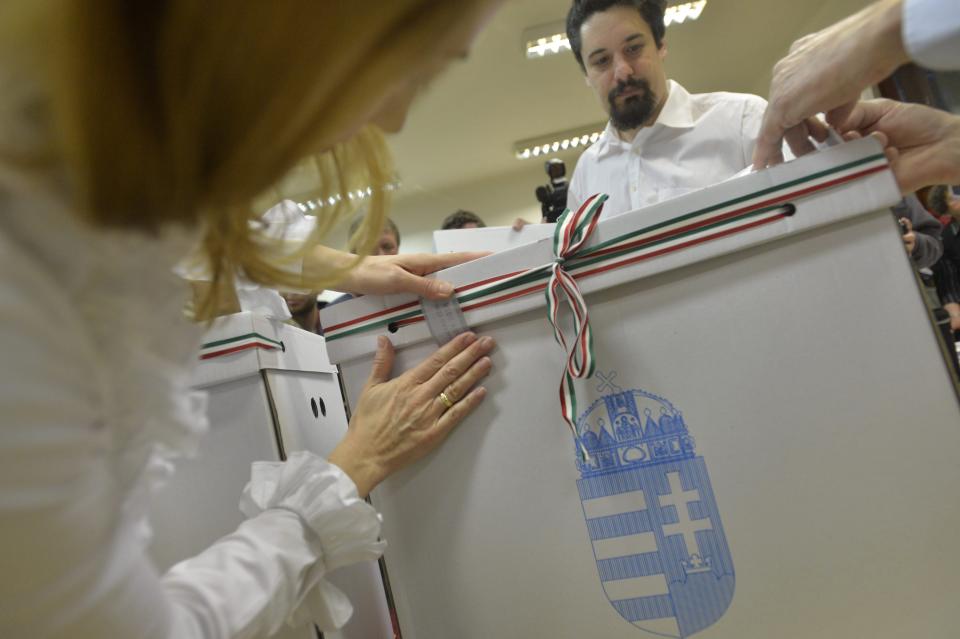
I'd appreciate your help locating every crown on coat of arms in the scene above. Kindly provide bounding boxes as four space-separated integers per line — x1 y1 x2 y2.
576 388 695 476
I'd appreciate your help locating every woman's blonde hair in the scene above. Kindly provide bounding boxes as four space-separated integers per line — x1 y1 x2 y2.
12 1 491 314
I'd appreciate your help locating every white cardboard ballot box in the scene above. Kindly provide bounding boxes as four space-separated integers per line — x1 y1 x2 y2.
433 223 555 254
322 138 960 639
148 312 395 639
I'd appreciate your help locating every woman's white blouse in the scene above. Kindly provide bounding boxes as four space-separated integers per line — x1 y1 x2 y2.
0 156 384 637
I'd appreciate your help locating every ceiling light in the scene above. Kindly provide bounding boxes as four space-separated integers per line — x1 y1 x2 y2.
522 1 708 60
514 124 606 160
293 180 402 213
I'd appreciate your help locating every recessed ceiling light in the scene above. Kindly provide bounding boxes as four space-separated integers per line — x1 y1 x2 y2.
514 124 607 160
523 1 708 60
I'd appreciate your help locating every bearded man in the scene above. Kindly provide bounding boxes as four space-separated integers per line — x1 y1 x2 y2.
566 0 775 216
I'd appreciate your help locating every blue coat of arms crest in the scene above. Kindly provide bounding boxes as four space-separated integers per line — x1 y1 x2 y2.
575 379 734 637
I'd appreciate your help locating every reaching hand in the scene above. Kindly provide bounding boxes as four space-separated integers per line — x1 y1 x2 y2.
316 249 490 300
328 331 495 497
835 99 960 193
753 0 908 168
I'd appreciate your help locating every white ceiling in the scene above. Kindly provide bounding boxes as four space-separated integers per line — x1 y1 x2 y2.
381 0 874 200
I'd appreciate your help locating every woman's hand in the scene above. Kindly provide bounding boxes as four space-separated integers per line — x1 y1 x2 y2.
328 331 495 497
307 246 489 300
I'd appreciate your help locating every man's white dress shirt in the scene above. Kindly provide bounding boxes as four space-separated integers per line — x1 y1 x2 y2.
904 0 960 70
567 80 768 217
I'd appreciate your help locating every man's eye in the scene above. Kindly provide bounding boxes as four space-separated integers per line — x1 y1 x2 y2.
593 56 610 67
626 45 643 55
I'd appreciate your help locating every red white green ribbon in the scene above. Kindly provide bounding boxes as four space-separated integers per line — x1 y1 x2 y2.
547 194 607 457
324 153 888 345
199 332 282 360
322 152 890 440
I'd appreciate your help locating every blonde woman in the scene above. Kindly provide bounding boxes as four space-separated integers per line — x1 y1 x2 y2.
0 1 503 637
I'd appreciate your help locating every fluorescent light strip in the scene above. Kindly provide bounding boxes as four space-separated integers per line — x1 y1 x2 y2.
296 182 401 213
525 1 707 59
514 126 606 160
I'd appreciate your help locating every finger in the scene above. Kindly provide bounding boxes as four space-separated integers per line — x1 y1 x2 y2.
834 99 888 135
403 251 491 275
408 331 478 384
751 124 785 170
899 217 912 232
784 123 817 158
824 101 856 131
512 218 529 231
396 270 457 300
366 336 395 386
867 130 889 147
432 386 488 440
430 355 493 419
805 116 829 143
420 335 495 398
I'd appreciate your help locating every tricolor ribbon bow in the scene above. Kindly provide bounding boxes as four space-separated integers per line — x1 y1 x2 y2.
545 193 608 459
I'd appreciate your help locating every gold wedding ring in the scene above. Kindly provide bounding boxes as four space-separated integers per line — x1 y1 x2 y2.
438 391 455 409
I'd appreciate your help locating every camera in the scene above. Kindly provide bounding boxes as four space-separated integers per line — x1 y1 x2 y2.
535 159 569 223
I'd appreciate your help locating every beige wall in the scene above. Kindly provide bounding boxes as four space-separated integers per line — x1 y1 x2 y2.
320 148 586 255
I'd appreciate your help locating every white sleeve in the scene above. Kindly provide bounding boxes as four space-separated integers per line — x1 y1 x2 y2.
0 234 382 639
164 453 386 637
903 0 960 70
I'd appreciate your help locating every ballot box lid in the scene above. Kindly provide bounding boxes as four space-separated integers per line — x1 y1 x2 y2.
192 311 336 388
432 222 555 254
321 137 900 365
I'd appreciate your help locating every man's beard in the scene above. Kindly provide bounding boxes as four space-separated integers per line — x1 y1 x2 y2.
607 78 657 132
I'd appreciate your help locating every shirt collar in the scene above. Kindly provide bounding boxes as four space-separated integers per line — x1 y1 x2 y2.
595 79 694 157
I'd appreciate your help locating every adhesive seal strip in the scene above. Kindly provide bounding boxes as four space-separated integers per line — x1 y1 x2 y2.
420 294 471 345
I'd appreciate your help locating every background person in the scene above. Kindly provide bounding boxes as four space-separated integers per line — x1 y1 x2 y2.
328 214 403 305
928 185 960 331
891 194 943 269
441 209 487 230
280 291 324 333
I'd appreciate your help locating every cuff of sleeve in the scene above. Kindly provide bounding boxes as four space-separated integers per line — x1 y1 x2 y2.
239 451 386 630
903 0 960 71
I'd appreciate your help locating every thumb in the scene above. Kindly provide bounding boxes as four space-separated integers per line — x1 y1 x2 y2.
367 335 395 385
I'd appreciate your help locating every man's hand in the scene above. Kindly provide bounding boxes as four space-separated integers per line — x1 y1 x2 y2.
753 0 909 168
836 99 960 193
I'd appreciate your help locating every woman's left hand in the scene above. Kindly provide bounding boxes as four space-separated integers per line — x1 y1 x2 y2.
334 251 490 299
329 331 495 497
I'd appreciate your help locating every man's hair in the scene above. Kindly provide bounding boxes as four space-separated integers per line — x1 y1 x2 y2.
350 215 400 246
927 185 951 216
566 0 667 72
441 210 486 230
